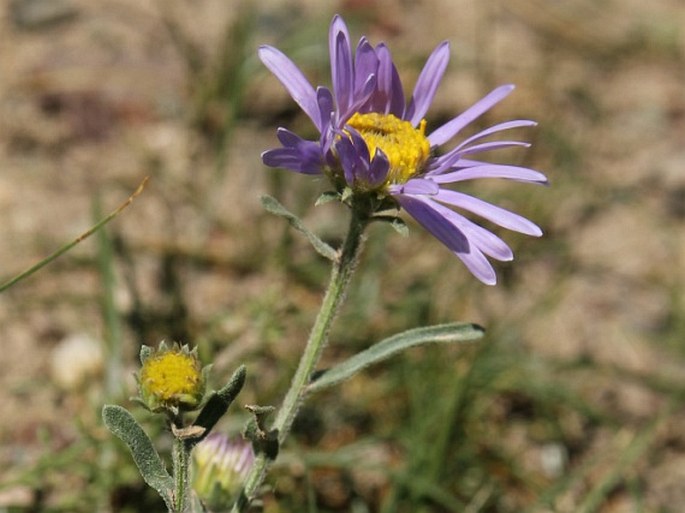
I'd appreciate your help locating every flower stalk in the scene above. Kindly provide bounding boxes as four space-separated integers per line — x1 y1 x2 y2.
232 203 369 512
172 434 191 513
274 205 367 439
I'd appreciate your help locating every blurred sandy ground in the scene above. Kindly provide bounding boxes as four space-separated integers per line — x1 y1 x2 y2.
1 0 685 510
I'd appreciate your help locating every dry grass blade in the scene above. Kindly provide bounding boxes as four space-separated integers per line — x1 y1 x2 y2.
0 176 149 293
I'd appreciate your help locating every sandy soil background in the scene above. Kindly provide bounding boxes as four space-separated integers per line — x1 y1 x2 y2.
1 0 685 511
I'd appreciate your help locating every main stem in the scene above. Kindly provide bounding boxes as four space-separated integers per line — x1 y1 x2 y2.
172 436 190 513
232 207 368 512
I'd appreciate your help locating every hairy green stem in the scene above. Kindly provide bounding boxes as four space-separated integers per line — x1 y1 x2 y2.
172 436 191 512
231 206 368 512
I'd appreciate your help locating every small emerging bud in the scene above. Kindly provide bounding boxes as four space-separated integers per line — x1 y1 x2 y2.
192 433 254 509
136 342 206 413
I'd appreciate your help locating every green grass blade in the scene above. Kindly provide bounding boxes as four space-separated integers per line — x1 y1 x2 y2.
576 403 671 513
94 194 124 400
0 177 148 293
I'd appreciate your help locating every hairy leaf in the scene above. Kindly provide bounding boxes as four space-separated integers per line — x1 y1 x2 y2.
308 323 484 393
102 405 174 509
261 195 338 261
190 365 246 447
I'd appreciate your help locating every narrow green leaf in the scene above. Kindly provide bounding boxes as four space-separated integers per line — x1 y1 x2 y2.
190 365 246 447
315 191 340 206
389 218 409 237
102 405 174 509
340 187 353 203
308 323 484 393
261 195 338 261
373 215 409 237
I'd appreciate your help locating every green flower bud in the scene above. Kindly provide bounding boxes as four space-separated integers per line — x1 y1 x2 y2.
192 433 254 510
136 342 206 413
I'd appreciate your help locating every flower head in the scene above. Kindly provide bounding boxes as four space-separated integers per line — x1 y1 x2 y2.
192 433 254 509
260 15 547 284
137 342 206 413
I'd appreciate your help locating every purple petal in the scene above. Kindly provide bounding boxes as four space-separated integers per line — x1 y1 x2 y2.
262 148 300 168
328 14 353 103
428 84 516 147
406 41 450 126
343 74 377 124
316 87 335 134
262 148 323 175
427 119 536 169
348 127 371 163
452 140 532 156
354 39 379 94
367 149 390 187
276 127 303 146
332 31 354 116
432 158 483 168
373 44 405 116
329 15 351 48
431 164 548 185
397 195 499 284
427 151 474 175
259 46 321 130
456 120 537 150
335 136 362 185
388 178 440 195
411 196 513 261
347 130 389 187
438 206 514 261
336 130 390 188
263 128 324 174
457 219 514 261
454 242 496 285
427 157 513 173
435 189 543 236
396 195 469 253
430 141 531 175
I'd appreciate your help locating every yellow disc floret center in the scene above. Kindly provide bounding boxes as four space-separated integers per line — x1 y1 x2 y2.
140 351 202 403
347 112 430 185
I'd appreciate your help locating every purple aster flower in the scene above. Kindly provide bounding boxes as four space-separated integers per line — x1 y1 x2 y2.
259 15 547 285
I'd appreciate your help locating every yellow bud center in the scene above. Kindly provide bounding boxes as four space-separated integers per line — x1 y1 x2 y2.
347 112 430 186
140 350 202 403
